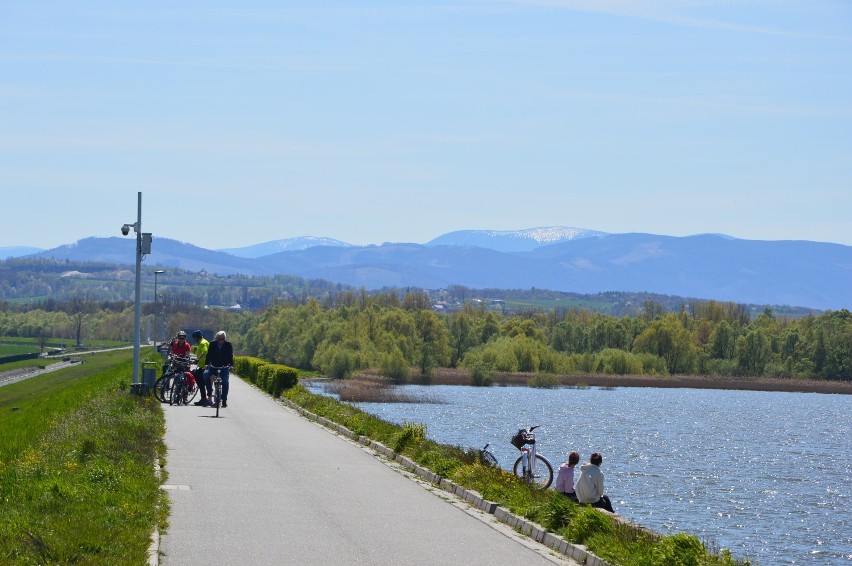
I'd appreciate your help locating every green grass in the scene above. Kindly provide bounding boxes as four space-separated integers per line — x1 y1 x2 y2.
282 383 748 566
0 351 166 565
0 344 37 357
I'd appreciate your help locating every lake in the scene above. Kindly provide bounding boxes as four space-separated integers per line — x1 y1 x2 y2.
307 383 851 565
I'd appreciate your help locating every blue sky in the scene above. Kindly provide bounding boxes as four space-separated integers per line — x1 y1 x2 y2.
2 0 851 250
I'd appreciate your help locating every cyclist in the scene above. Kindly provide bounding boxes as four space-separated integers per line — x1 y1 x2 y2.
204 330 234 408
191 330 211 406
170 330 192 357
162 331 192 375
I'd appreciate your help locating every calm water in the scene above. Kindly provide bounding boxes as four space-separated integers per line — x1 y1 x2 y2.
308 383 851 565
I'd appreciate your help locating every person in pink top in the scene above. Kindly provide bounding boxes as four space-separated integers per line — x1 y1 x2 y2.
554 451 580 501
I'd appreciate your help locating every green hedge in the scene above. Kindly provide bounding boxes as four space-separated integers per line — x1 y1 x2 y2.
234 356 299 397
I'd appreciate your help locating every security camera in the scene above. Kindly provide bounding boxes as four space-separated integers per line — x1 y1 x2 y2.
121 225 130 236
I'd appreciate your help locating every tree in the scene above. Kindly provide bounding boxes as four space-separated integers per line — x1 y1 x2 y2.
448 313 476 368
736 328 772 375
413 310 450 379
67 296 93 346
632 314 696 374
710 321 736 359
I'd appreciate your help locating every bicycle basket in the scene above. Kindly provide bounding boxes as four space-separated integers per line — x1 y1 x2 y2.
510 429 534 449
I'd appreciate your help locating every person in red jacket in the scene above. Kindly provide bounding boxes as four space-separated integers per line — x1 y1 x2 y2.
170 330 192 357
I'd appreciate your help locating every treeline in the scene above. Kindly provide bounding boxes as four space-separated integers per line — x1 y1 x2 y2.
0 300 244 348
239 292 852 382
0 258 352 308
4 289 849 381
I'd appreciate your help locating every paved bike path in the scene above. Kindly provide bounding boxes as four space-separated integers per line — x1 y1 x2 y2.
159 376 577 565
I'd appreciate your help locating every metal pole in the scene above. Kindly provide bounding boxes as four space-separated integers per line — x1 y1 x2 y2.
153 272 157 344
132 192 142 385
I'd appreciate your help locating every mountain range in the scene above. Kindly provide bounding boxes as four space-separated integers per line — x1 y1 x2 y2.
7 227 851 311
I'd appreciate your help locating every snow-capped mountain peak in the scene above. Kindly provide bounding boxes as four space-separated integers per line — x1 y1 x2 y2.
426 226 606 252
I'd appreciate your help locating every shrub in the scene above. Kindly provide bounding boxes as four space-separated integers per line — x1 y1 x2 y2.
417 448 461 477
565 506 614 544
528 373 560 389
468 362 493 387
652 533 707 566
380 348 411 384
545 491 578 529
394 421 427 453
234 356 299 396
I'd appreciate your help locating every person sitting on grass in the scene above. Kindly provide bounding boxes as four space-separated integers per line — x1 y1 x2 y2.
575 452 615 513
554 451 580 501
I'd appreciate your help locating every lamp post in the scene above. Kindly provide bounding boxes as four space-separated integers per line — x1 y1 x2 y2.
154 270 164 346
121 192 152 386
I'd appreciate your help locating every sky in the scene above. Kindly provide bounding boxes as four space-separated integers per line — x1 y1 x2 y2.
1 0 851 251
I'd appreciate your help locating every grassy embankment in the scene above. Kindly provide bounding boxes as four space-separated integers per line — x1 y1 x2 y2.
0 338 133 373
0 350 166 565
279 382 748 566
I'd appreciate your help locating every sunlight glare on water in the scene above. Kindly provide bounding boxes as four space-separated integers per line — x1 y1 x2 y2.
312 384 851 565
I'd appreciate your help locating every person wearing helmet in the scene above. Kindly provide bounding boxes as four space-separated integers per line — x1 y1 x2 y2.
191 331 211 406
169 331 192 357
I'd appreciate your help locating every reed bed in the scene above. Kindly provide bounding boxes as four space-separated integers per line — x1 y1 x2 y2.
361 367 852 394
322 379 445 403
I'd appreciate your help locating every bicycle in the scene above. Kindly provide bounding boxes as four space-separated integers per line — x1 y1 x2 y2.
154 354 187 403
153 372 174 403
207 365 229 418
157 354 197 404
479 443 498 468
510 425 554 488
169 371 199 406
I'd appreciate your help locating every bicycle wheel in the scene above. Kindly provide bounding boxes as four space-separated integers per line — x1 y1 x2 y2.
214 382 221 418
154 375 171 403
185 380 199 403
512 454 554 489
169 380 181 406
480 449 498 468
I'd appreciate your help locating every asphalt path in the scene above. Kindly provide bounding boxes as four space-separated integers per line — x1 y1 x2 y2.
158 375 575 565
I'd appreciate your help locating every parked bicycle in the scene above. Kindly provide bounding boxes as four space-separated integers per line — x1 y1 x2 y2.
479 443 498 468
510 425 554 488
169 370 198 406
476 429 553 484
155 354 197 404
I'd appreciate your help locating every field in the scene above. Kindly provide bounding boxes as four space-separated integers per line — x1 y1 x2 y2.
0 350 166 564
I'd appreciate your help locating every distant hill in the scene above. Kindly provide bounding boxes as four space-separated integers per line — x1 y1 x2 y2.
20 228 852 311
219 236 353 258
0 246 43 260
426 226 606 252
31 237 270 276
